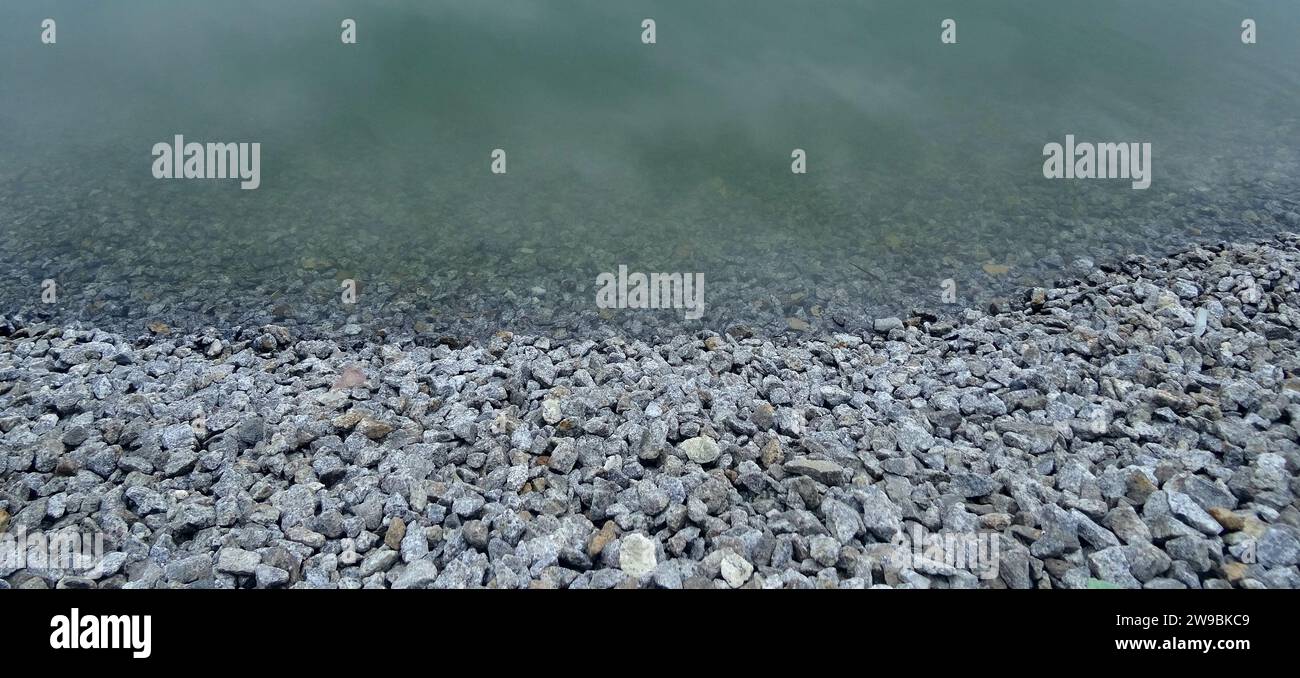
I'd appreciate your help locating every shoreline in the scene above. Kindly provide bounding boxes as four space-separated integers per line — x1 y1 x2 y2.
2 232 1298 588
3 160 1298 345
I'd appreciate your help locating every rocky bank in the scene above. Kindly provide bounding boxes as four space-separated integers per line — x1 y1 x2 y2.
2 234 1299 588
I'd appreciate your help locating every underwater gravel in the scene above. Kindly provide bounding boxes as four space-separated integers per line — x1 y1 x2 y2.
1 233 1299 589
3 142 1299 345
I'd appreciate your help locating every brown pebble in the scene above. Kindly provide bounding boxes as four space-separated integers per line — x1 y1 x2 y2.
385 517 407 550
1207 506 1245 532
588 520 617 559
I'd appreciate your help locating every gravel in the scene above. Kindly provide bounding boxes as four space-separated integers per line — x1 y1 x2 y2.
1 234 1299 588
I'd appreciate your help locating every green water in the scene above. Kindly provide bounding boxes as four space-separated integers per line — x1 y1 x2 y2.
2 1 1298 333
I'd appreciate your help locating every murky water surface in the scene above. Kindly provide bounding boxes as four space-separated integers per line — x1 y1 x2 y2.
2 1 1298 338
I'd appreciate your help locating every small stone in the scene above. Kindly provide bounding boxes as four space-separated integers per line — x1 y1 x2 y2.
1125 542 1171 582
679 436 721 465
760 438 784 468
61 425 90 448
637 482 670 515
810 536 840 567
359 417 394 441
254 565 290 588
873 317 904 333
895 418 934 453
541 398 563 425
858 486 903 540
216 548 260 576
720 551 754 588
619 533 657 579
951 472 996 498
752 403 775 430
1103 506 1151 546
124 486 166 516
1255 527 1300 567
392 560 439 589
401 525 429 563
1088 546 1141 588
162 451 198 478
1221 562 1248 582
818 386 851 407
332 366 367 390
462 520 489 550
86 552 128 580
160 423 195 450
588 521 617 559
1207 507 1245 532
1167 491 1223 535
1165 536 1213 573
547 439 579 474
385 517 407 550
166 554 213 584
980 513 1012 530
360 549 400 577
451 494 485 518
783 457 846 485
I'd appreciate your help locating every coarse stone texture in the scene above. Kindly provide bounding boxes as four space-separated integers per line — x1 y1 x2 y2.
1 235 1299 589
619 534 657 579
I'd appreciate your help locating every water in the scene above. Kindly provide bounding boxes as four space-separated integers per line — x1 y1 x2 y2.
2 1 1298 339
